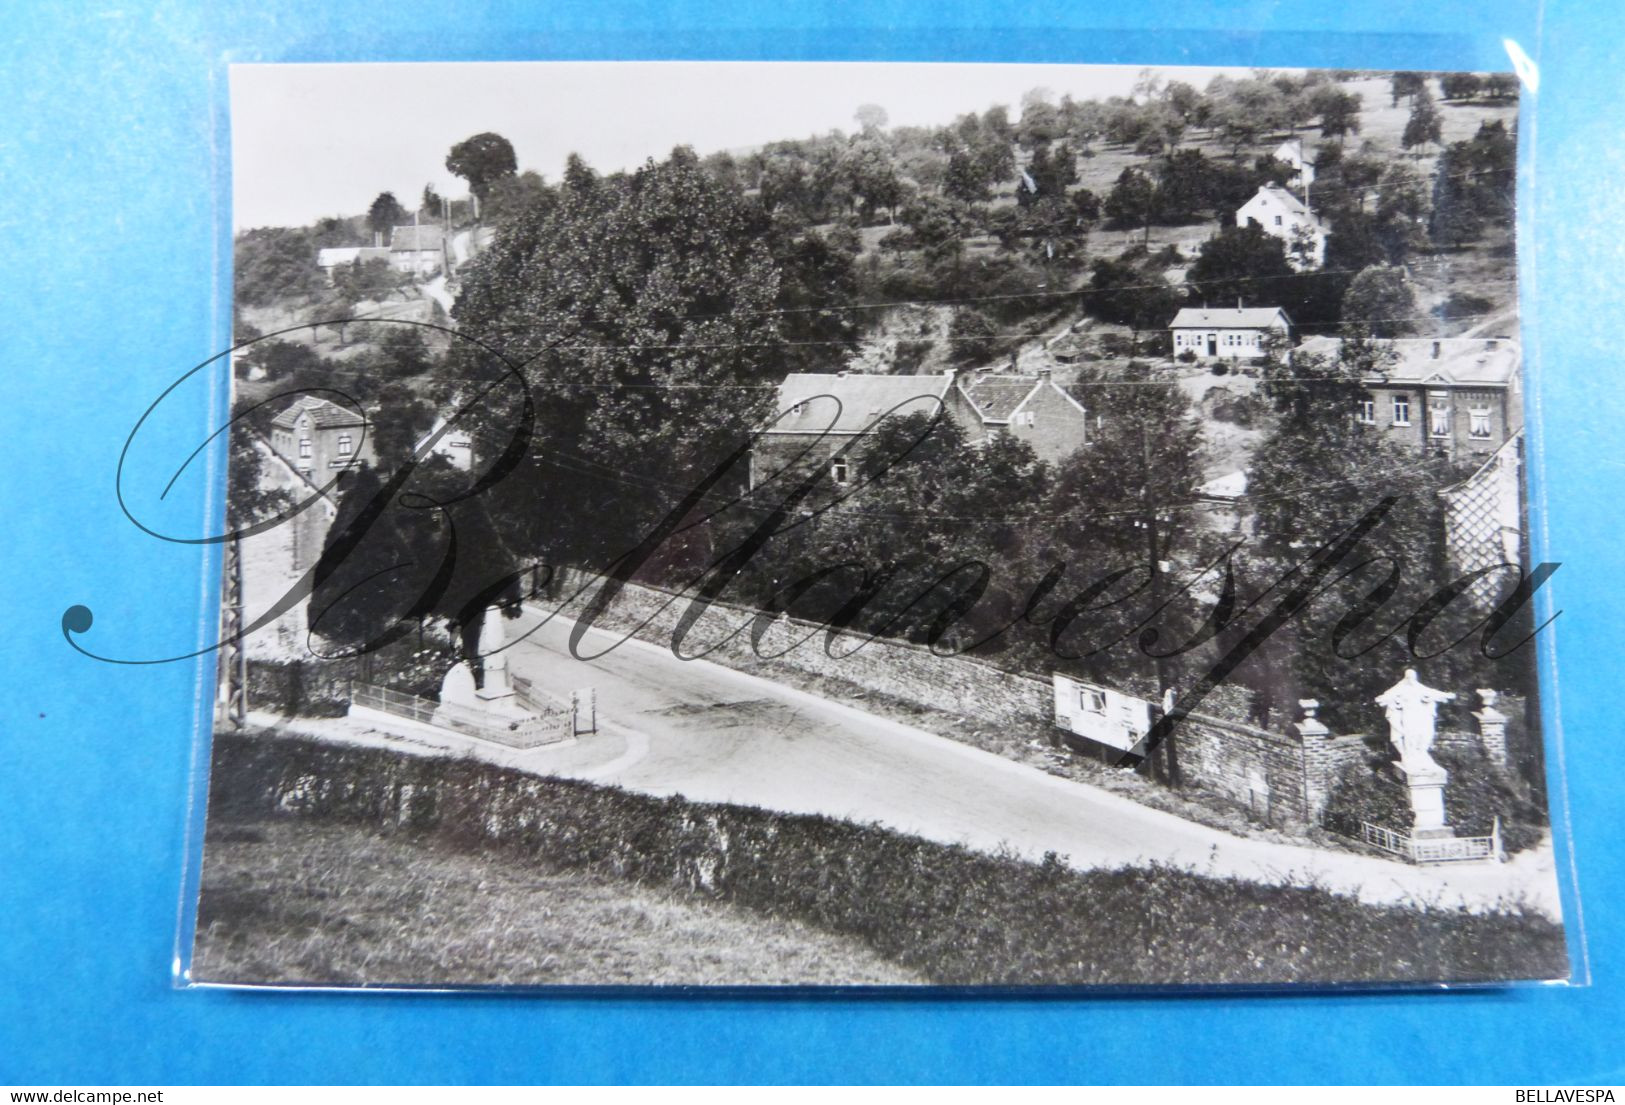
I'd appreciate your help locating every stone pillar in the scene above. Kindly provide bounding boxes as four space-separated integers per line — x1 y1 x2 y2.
1473 688 1509 771
1293 699 1334 826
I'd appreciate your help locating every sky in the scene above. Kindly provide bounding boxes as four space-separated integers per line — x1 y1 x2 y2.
230 61 1268 230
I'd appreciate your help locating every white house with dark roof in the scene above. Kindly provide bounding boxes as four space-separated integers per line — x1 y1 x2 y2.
1236 184 1327 269
389 223 445 277
1169 306 1293 361
317 245 392 284
1271 138 1316 188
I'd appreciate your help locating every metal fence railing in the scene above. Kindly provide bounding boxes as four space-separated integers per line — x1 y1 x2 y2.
350 680 575 749
1355 818 1502 865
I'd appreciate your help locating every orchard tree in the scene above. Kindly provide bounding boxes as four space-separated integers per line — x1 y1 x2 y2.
445 131 518 202
1440 72 1482 101
1402 87 1443 153
1310 86 1363 140
1104 166 1158 243
1389 71 1427 106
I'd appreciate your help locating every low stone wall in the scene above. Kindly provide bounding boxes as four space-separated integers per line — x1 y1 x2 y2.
547 573 1056 731
540 572 1337 832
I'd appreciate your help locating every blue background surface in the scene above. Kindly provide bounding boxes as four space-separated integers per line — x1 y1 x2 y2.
2 0 1622 1085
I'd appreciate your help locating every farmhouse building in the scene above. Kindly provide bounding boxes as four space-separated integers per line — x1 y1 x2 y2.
1236 184 1327 269
389 223 445 277
1271 138 1316 188
953 369 1091 464
316 246 391 284
268 395 376 483
1297 335 1523 461
751 371 963 489
1169 306 1293 361
752 368 1091 488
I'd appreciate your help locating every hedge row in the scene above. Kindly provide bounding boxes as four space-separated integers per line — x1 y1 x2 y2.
207 732 1568 986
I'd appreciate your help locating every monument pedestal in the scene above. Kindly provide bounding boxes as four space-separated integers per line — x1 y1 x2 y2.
431 659 541 732
1398 763 1452 838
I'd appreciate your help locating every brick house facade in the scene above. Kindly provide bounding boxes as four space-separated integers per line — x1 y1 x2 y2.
1297 335 1523 462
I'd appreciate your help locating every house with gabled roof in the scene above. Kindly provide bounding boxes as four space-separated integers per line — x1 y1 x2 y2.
952 368 1092 465
389 223 445 277
268 396 376 483
1271 137 1315 188
1169 306 1293 361
752 367 1094 490
264 396 377 570
317 245 392 284
1236 184 1326 269
751 370 964 489
1296 334 1522 461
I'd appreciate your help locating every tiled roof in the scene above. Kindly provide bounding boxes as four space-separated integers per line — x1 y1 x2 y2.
390 224 444 252
958 375 1042 422
766 372 954 435
1297 335 1521 387
1169 307 1292 330
1252 183 1314 220
270 395 369 430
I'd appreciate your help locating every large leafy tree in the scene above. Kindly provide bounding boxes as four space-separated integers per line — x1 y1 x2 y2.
1104 166 1158 242
1242 337 1467 730
452 146 786 573
367 192 407 240
1340 265 1418 337
1186 224 1295 309
446 131 518 203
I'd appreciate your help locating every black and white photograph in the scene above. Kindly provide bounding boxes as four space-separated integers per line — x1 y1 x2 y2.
190 60 1566 989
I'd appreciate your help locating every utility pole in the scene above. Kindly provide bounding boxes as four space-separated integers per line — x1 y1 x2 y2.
1140 424 1182 787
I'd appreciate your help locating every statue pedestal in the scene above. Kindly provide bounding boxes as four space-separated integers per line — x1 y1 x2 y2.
432 659 540 731
1398 763 1452 838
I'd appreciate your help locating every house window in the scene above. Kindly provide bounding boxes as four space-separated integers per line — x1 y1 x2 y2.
1469 408 1492 438
337 433 353 456
1356 397 1376 424
831 457 849 484
1081 689 1107 715
299 437 312 458
1392 396 1411 426
1429 392 1451 437
1274 215 1283 226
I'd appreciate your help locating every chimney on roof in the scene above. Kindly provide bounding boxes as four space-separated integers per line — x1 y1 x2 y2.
1237 296 1243 310
1038 367 1052 380
1432 340 1441 359
374 230 383 248
837 370 848 378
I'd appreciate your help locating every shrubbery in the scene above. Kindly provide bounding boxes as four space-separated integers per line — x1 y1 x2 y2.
1322 742 1547 855
209 732 1568 985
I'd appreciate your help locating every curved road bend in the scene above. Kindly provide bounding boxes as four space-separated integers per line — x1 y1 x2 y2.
494 606 1561 916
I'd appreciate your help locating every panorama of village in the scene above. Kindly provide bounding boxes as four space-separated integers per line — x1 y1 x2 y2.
191 65 1570 989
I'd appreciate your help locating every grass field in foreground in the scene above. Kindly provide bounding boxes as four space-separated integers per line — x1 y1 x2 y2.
192 817 922 987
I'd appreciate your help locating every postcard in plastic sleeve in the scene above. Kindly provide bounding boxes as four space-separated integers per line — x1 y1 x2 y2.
178 58 1580 990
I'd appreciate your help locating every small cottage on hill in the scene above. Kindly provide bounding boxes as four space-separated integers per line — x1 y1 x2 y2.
1169 306 1293 362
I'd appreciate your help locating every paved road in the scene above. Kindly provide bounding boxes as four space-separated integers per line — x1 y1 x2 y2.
500 606 1563 915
